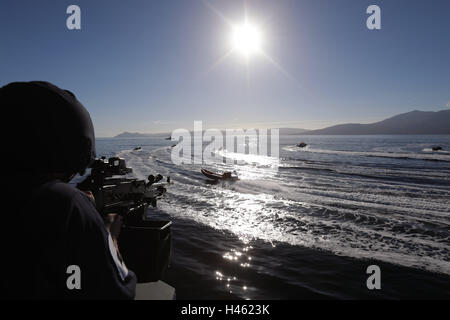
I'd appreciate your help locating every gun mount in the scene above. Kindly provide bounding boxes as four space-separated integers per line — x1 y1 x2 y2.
77 156 172 283
77 156 167 225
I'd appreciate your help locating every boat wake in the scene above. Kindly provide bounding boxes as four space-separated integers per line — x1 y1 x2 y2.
115 143 450 276
284 145 450 162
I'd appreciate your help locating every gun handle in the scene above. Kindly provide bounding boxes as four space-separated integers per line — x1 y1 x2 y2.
76 175 95 192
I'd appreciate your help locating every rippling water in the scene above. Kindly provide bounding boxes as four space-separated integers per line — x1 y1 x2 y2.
95 135 450 299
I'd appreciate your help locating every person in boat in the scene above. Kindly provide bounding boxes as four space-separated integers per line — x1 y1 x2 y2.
0 82 136 299
222 172 232 179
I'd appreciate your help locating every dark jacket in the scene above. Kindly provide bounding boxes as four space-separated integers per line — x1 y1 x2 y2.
0 180 136 299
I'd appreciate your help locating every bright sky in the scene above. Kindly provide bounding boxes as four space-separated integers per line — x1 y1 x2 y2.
1 0 449 137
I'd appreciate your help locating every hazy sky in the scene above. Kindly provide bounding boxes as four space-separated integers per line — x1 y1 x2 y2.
1 0 449 137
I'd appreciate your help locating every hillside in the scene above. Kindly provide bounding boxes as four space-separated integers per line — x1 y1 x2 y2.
302 110 450 135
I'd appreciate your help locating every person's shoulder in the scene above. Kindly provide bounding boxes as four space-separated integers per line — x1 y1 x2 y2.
35 181 98 218
38 181 88 203
40 180 78 194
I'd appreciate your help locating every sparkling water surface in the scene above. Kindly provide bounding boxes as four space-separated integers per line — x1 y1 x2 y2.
94 135 450 299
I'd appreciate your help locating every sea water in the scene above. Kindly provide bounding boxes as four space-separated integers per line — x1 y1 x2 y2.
94 135 450 299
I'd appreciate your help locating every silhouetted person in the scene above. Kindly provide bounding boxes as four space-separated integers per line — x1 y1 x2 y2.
222 172 232 179
0 82 136 299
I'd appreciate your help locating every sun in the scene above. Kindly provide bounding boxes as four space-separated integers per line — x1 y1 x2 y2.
231 22 263 58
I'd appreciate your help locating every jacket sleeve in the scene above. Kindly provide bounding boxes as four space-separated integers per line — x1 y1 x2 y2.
64 192 137 299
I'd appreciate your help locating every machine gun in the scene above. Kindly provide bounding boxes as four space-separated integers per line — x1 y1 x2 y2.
77 156 172 283
77 156 167 225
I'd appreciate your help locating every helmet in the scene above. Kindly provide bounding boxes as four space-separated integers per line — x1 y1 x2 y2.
0 81 96 175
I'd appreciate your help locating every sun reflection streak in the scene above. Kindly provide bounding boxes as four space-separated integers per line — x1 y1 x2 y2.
204 49 234 75
259 51 306 90
215 245 256 298
201 0 235 28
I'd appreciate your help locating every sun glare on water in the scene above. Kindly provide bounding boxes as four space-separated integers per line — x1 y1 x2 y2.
231 22 263 58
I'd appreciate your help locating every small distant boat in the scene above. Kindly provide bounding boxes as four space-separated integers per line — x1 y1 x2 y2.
201 169 238 181
297 142 307 148
165 136 172 140
432 146 442 151
133 146 142 151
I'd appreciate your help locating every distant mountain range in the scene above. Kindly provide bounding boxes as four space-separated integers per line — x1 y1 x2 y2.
278 128 309 135
114 131 169 138
301 110 450 135
113 110 450 138
114 128 307 138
